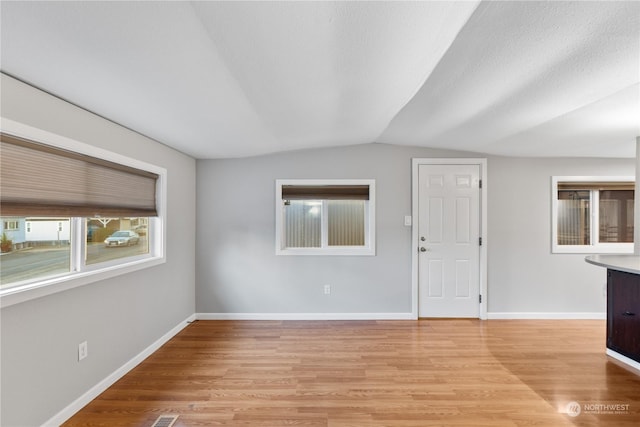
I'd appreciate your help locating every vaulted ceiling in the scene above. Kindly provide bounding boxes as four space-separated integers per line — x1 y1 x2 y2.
1 1 638 159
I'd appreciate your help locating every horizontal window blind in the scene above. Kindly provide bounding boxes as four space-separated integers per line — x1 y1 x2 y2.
558 182 634 191
282 185 369 200
1 133 158 217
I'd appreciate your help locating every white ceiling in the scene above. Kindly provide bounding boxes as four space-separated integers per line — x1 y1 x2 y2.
1 1 638 159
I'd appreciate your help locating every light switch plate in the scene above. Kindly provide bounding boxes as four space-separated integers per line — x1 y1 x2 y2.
78 341 88 361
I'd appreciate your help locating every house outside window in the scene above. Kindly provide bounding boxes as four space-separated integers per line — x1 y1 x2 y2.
552 176 634 254
0 126 166 305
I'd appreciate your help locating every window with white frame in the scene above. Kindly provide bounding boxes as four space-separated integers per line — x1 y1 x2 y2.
0 127 165 302
552 176 634 253
275 179 375 255
4 220 19 231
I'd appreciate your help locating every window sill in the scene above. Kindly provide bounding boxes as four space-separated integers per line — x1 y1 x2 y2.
0 255 165 308
552 244 634 255
276 247 375 256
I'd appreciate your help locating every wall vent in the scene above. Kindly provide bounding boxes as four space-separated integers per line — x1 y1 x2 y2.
151 415 179 427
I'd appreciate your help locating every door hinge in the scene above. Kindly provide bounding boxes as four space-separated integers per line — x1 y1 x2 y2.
479 294 482 303
479 179 482 189
479 237 482 246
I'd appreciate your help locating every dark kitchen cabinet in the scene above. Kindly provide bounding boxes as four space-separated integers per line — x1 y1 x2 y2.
607 269 640 363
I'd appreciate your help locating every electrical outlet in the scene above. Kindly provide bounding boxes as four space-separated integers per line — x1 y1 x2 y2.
78 341 88 361
324 284 331 295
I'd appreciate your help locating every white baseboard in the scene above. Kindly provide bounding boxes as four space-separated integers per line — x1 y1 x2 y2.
487 312 606 320
606 349 640 374
196 312 415 320
42 314 196 427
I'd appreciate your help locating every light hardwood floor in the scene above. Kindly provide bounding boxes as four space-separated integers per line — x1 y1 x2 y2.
63 319 640 426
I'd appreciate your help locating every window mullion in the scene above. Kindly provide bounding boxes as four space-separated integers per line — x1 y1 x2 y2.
592 190 600 246
70 217 84 272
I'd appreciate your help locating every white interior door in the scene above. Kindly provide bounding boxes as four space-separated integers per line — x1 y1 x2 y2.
418 164 481 318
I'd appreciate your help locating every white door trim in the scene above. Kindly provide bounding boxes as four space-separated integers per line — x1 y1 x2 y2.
411 158 488 319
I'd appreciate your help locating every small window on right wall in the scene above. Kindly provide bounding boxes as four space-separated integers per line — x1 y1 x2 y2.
552 176 634 253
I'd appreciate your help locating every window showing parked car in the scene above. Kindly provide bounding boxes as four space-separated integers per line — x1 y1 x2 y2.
104 230 140 247
86 219 149 266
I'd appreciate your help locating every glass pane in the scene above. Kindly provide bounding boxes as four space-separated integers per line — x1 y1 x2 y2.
599 190 634 243
328 200 365 246
1 216 71 287
86 217 149 265
283 200 321 248
557 191 590 245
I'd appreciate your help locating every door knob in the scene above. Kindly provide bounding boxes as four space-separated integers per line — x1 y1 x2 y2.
420 247 427 252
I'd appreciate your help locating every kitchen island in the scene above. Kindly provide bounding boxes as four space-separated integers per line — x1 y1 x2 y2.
586 255 640 373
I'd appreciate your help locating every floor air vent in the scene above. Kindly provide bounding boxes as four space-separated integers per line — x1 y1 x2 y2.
151 415 179 427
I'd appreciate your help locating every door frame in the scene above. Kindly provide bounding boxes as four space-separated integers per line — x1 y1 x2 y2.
411 158 488 319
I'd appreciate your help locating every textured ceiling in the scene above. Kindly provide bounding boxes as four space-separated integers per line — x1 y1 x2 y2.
1 1 638 159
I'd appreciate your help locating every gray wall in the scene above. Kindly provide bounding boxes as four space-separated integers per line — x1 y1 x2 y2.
0 75 196 426
197 144 634 316
488 156 634 314
196 143 479 315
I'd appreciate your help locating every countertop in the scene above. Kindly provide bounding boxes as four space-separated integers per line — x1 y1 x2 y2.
585 254 640 275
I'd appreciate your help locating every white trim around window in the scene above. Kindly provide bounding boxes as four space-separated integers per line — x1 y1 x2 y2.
275 179 376 256
551 176 634 254
0 118 167 308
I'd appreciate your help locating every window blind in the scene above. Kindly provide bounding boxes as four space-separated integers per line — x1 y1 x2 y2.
557 182 634 191
281 185 370 200
0 133 158 217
